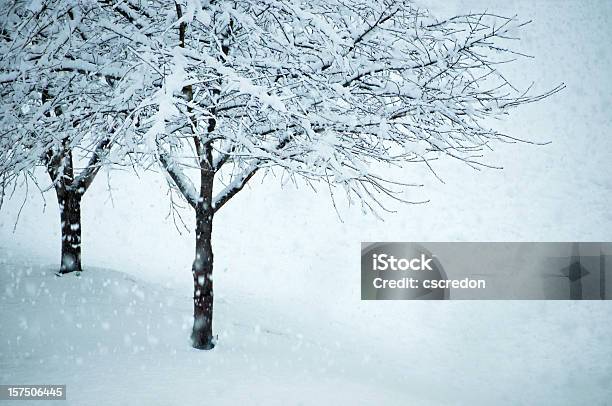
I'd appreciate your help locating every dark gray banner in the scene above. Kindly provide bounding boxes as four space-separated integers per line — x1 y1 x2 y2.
0 385 66 400
361 242 612 300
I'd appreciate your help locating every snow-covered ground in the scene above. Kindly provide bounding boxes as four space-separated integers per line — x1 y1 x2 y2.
1 256 611 405
1 0 612 405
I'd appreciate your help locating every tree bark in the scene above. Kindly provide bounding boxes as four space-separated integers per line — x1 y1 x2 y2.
46 142 84 275
191 158 215 349
56 188 83 274
191 204 215 349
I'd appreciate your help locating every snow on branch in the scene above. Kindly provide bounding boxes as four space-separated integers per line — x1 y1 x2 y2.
158 150 199 209
73 138 112 194
212 164 258 212
0 0 152 196
1 0 561 215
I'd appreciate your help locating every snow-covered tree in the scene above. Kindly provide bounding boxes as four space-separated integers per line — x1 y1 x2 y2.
2 0 562 349
112 0 563 349
0 1 139 273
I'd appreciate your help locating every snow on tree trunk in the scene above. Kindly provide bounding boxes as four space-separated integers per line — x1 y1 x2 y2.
57 190 82 274
191 209 214 349
43 138 109 276
191 171 215 350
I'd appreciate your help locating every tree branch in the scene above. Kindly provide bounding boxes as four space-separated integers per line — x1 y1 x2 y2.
158 151 198 209
212 135 292 212
73 138 112 194
212 164 259 213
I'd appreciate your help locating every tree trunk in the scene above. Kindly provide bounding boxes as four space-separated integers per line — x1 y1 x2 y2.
56 189 83 274
47 143 84 275
191 205 215 349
